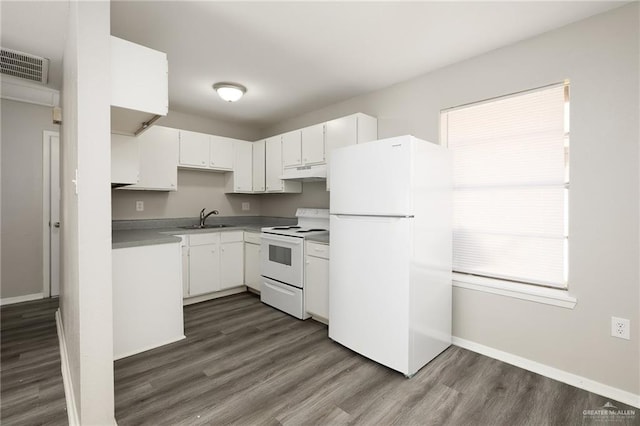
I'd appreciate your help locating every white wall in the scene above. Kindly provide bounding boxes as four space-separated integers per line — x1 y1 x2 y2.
156 109 262 142
259 181 329 217
1 99 59 300
262 4 640 397
60 1 115 423
111 109 264 220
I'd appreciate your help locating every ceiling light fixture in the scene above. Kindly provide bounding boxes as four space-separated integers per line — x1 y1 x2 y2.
213 82 246 102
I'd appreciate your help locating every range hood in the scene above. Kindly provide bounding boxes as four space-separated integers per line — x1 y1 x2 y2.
280 164 327 181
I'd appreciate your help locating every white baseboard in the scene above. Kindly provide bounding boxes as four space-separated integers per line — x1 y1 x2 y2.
0 292 43 306
55 309 80 426
114 335 186 361
183 286 247 306
452 337 640 408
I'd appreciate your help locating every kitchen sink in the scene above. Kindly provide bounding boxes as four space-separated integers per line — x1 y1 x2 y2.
180 224 232 230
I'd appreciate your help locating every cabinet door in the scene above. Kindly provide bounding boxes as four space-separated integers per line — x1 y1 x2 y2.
111 133 140 185
182 245 190 298
305 255 329 319
301 123 325 165
325 115 356 159
220 241 244 290
265 136 283 192
110 36 168 116
210 136 234 170
252 140 266 192
244 242 261 291
229 141 252 192
282 130 302 168
179 130 209 168
128 126 178 191
188 243 220 296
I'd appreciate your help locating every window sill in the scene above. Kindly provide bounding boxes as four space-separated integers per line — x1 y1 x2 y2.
452 273 577 309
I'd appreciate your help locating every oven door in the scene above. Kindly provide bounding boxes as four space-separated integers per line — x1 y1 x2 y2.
260 233 304 287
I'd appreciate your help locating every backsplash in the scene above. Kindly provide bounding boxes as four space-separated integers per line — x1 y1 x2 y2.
112 215 296 231
111 169 261 220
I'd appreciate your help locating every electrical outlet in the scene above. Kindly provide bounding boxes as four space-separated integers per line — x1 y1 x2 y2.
135 201 144 212
242 202 250 211
611 317 630 340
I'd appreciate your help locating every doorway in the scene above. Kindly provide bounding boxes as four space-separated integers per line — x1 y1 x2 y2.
42 130 60 297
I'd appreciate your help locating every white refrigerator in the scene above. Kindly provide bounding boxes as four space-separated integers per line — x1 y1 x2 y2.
329 135 452 377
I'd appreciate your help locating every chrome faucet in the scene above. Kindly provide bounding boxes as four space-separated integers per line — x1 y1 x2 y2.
199 208 219 227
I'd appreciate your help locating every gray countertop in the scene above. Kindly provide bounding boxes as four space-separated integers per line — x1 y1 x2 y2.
112 217 296 249
306 234 330 244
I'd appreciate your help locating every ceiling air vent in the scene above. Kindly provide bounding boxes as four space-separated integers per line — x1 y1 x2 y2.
1 47 49 84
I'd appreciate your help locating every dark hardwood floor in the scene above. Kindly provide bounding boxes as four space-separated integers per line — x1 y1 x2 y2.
2 293 637 425
1 297 67 426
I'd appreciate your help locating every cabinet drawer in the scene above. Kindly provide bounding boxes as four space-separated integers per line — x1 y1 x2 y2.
221 231 243 243
306 241 329 259
244 231 261 245
189 232 220 246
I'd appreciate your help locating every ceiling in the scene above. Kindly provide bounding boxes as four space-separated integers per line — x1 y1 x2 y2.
1 1 627 129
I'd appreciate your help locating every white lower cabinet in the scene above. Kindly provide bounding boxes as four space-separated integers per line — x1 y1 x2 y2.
244 231 261 292
179 235 190 298
220 232 244 289
112 242 184 360
183 231 244 298
189 242 221 296
305 241 330 322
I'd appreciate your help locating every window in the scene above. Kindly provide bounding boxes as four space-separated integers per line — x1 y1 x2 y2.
441 83 569 290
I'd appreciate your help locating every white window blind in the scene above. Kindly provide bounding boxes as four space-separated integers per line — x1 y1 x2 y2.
441 83 569 289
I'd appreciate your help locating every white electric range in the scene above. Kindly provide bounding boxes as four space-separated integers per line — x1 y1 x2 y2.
260 208 329 319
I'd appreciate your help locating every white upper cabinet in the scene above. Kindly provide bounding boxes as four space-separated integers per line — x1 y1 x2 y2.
283 125 325 168
111 126 178 191
179 131 236 172
179 130 210 168
265 135 302 193
111 134 140 185
110 36 168 136
325 113 378 190
220 231 245 290
209 136 234 171
301 123 325 165
265 136 283 192
225 140 253 193
282 130 302 168
122 126 179 191
252 140 266 192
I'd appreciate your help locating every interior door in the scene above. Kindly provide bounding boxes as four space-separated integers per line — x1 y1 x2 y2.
50 133 60 297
